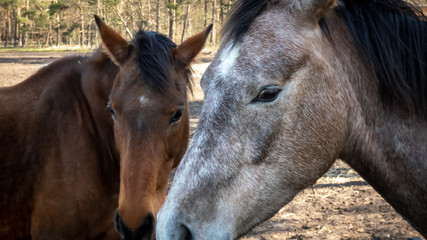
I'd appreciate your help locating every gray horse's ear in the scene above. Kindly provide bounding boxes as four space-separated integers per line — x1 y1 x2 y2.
173 24 213 66
94 15 131 66
296 0 337 26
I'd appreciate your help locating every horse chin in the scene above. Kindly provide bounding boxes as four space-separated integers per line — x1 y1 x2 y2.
231 190 299 239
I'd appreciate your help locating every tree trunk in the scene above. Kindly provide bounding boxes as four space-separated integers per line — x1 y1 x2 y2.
188 7 192 37
56 13 60 46
13 5 19 47
95 0 100 46
78 0 84 46
220 0 224 24
14 20 18 47
168 0 176 40
38 29 42 48
21 23 26 47
87 22 92 47
6 10 11 47
116 6 133 39
134 0 141 29
44 32 49 47
181 4 190 43
147 0 151 29
210 0 216 44
155 0 160 32
44 21 52 47
21 0 30 47
17 21 21 47
4 12 8 47
0 8 3 46
81 10 85 46
204 0 208 28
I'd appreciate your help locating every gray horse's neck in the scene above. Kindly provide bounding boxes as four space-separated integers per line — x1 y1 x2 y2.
342 103 427 235
326 12 427 236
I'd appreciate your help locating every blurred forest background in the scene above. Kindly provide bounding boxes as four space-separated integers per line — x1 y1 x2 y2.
0 0 425 49
0 0 237 48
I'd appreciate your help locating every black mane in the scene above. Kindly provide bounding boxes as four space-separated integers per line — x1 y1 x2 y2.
223 0 427 116
133 31 190 93
335 0 427 116
221 0 270 44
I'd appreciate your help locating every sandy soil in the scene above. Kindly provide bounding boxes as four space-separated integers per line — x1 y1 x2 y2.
0 51 423 240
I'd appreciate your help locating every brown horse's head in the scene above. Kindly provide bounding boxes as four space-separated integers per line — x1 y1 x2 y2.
94 16 211 240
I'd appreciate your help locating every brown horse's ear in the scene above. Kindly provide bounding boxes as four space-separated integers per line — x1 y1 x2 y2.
173 24 213 66
94 15 130 66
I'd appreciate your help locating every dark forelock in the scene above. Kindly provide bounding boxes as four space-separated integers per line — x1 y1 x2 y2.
221 0 270 44
133 31 177 93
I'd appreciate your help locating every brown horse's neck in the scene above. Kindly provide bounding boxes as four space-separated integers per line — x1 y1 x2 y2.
325 13 427 235
80 50 121 190
0 51 121 238
0 50 121 184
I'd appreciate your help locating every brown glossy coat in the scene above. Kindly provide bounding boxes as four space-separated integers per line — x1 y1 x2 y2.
0 51 120 239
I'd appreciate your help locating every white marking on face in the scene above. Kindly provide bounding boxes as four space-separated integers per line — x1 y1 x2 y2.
139 96 146 104
218 42 241 78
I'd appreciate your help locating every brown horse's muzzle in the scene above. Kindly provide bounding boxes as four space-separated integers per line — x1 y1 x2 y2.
114 210 154 240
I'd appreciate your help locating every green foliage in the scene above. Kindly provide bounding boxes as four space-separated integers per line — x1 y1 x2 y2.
20 24 29 32
49 2 69 16
34 13 49 28
23 10 36 19
0 0 14 10
167 0 189 18
63 23 79 37
219 0 232 8
102 0 119 6
16 16 26 24
87 0 97 6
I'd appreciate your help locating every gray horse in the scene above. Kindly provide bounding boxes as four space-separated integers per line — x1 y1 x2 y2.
157 0 427 239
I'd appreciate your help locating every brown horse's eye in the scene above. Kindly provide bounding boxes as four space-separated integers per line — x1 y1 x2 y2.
253 86 282 103
107 103 117 119
170 109 183 124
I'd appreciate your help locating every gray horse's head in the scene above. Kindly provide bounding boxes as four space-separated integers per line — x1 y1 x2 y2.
156 0 356 238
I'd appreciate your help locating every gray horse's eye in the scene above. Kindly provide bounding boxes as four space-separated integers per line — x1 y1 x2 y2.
253 86 282 103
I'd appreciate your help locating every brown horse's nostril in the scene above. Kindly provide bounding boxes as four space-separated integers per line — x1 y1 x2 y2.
114 210 154 240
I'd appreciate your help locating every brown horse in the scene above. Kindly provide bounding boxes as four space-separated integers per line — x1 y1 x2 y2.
157 0 427 239
0 16 211 240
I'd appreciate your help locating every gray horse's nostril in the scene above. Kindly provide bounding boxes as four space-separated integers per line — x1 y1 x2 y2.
181 224 193 240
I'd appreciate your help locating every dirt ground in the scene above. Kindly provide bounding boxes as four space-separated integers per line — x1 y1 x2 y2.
0 51 423 240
